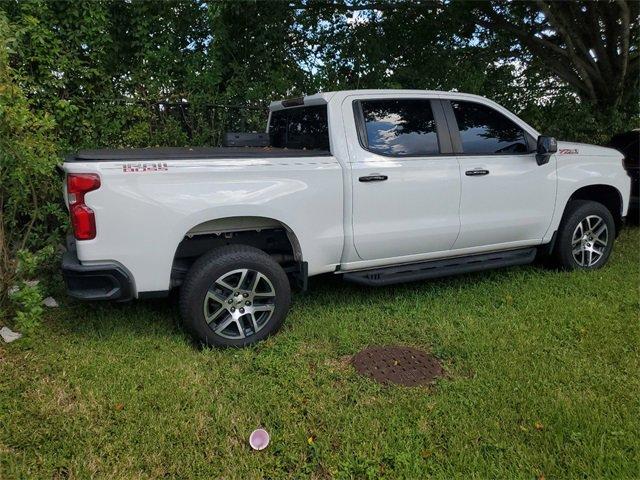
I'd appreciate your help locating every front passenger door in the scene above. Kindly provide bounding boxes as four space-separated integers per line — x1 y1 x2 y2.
447 100 556 250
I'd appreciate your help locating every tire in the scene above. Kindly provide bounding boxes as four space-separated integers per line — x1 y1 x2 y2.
553 200 615 270
179 245 291 347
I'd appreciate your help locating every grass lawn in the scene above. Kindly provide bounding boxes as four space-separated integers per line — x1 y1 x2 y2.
1 227 639 479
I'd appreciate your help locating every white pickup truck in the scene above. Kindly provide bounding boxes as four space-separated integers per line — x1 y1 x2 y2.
61 89 631 346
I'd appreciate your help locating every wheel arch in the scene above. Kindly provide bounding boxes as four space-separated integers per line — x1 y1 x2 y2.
170 215 305 288
566 184 624 234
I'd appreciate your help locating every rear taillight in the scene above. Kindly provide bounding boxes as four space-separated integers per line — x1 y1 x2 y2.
67 173 100 240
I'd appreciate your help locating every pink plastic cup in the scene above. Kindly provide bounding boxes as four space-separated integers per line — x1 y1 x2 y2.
249 428 270 451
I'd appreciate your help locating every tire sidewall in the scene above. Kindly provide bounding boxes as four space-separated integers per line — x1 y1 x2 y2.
180 248 291 347
556 201 615 270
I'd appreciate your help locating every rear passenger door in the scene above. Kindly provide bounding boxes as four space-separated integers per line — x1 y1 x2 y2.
345 96 462 261
445 100 556 249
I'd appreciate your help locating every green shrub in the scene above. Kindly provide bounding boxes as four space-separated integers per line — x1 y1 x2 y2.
9 280 43 337
0 12 64 324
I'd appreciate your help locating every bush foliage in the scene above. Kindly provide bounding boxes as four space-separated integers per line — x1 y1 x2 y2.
0 12 64 315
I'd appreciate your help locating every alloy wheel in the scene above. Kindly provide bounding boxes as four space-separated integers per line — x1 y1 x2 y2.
203 268 276 339
571 215 608 267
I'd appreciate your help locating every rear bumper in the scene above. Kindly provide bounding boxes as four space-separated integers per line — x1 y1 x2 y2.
62 240 134 301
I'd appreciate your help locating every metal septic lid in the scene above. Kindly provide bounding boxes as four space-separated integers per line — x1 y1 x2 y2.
352 346 444 387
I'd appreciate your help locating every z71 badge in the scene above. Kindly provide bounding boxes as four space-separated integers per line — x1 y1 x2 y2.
122 162 169 173
558 148 578 155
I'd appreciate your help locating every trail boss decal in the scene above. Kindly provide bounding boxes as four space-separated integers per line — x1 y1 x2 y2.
122 162 169 173
558 148 579 155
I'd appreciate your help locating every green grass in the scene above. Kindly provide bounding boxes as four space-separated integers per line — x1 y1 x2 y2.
1 228 639 479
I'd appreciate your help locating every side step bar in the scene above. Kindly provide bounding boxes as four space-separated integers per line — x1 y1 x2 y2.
343 248 537 287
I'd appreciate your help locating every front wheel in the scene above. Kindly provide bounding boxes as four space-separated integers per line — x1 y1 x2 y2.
179 245 291 347
554 200 615 270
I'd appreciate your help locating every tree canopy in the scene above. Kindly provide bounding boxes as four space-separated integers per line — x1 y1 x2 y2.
472 1 639 111
1 0 637 150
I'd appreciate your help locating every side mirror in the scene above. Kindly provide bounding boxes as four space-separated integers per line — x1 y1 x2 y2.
536 135 557 166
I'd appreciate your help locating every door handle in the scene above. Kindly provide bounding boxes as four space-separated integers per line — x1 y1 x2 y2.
359 175 388 182
465 169 490 176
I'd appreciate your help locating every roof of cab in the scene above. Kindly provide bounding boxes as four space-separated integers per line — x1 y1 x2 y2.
269 89 489 110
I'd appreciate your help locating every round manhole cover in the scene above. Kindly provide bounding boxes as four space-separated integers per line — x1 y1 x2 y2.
352 346 444 387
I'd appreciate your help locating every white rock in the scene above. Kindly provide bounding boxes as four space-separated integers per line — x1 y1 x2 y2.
43 296 59 308
7 285 19 296
0 326 22 343
25 280 40 287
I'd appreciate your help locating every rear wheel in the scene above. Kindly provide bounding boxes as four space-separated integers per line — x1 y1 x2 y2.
179 245 291 347
554 200 615 270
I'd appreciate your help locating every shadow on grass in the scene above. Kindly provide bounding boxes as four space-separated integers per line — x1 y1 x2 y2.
51 257 553 346
52 290 183 342
305 261 550 301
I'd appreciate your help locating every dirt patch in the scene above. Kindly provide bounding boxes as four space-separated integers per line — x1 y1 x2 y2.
324 354 352 371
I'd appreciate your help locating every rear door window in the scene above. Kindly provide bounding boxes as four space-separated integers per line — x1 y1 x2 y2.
269 105 329 150
359 99 440 156
451 101 529 154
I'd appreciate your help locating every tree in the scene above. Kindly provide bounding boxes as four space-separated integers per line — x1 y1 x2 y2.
292 0 520 101
471 1 639 112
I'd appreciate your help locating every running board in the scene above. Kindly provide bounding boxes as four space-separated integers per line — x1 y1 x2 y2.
343 248 537 287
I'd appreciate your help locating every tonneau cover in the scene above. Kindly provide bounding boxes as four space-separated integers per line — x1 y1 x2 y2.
67 146 331 162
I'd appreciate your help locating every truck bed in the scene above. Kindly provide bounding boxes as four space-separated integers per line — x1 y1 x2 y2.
68 147 331 162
